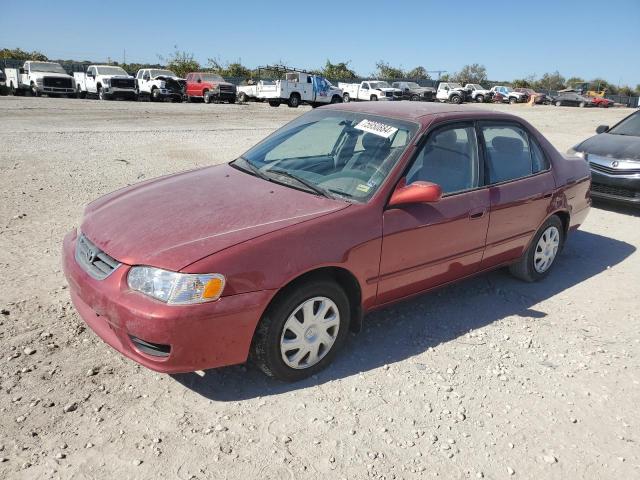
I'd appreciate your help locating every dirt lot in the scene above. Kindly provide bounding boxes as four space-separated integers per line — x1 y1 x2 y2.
0 97 638 480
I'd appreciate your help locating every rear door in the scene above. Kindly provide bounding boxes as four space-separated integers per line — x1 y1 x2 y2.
478 122 555 268
378 122 490 304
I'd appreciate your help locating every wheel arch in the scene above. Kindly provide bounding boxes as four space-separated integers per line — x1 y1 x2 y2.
265 266 364 333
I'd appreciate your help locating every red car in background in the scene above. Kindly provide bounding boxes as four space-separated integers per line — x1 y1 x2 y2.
185 72 237 104
591 96 614 108
63 103 591 382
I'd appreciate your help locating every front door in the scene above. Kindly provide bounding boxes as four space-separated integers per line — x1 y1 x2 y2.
477 122 556 268
85 66 97 93
378 123 490 305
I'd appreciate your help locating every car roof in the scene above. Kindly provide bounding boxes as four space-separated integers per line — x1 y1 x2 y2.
324 101 503 124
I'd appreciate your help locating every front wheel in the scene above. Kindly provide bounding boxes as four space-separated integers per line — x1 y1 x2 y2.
97 87 105 100
343 93 350 103
31 84 39 97
450 94 462 104
475 94 484 103
204 91 212 104
370 95 378 101
579 101 586 108
555 100 562 107
268 100 280 107
410 94 420 101
509 216 564 282
288 94 300 108
509 97 517 104
251 279 350 382
237 92 247 103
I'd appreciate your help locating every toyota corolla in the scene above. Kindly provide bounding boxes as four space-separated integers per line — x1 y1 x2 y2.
63 103 591 381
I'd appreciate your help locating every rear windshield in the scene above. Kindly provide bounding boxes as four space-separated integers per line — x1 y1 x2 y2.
200 74 225 83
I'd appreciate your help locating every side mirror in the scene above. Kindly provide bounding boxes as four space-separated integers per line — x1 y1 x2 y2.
19 68 25 74
595 125 609 134
388 180 442 207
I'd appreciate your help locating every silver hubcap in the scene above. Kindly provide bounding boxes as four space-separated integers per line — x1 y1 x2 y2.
280 296 340 370
534 226 560 273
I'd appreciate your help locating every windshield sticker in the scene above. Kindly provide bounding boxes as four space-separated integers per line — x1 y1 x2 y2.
354 119 398 139
356 184 371 193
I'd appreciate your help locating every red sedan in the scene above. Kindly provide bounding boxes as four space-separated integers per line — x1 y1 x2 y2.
63 103 591 381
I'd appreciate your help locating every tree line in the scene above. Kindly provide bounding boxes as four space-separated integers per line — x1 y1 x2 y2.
2 47 638 96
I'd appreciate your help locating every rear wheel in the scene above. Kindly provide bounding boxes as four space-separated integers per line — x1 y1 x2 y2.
450 94 462 104
509 96 517 104
579 101 586 108
97 86 105 100
343 93 350 103
475 94 485 103
330 95 342 104
410 94 420 101
509 215 564 282
31 84 39 97
10 84 17 96
228 96 236 104
76 85 86 99
204 91 211 104
150 88 160 102
370 95 378 101
555 100 562 107
251 279 350 382
237 92 247 103
268 100 280 107
288 93 300 108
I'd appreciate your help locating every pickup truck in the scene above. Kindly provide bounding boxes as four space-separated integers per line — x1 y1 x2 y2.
435 82 468 104
338 80 403 102
74 65 137 100
489 85 527 104
185 72 236 103
237 69 342 108
5 61 75 97
135 68 185 102
0 68 6 95
391 81 436 101
464 83 491 103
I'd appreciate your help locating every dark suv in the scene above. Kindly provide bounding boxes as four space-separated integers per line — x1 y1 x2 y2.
392 81 436 101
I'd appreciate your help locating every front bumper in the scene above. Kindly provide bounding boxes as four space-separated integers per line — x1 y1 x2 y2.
62 230 275 373
589 168 640 204
37 86 75 94
103 86 137 97
154 89 183 100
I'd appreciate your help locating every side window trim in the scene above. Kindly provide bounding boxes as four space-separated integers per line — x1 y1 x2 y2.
403 121 483 197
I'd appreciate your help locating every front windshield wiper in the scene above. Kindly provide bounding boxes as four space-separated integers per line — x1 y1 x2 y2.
267 168 332 198
231 157 270 181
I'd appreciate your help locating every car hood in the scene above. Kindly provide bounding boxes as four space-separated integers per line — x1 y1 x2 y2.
81 164 349 271
375 87 401 92
578 133 640 161
33 72 72 79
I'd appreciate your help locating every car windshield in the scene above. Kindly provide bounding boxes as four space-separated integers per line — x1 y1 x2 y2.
29 62 67 74
96 66 127 76
470 84 484 90
201 74 225 82
369 81 390 89
149 69 176 78
609 112 640 137
407 82 420 88
234 110 418 202
503 87 513 93
449 83 463 89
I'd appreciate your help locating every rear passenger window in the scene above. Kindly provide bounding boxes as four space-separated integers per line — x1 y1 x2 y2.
530 137 549 173
406 125 480 195
481 125 536 184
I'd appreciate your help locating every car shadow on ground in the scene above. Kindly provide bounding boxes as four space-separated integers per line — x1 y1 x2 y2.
593 198 640 217
172 230 635 401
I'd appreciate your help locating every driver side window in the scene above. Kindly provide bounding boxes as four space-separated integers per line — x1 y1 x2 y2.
406 125 480 195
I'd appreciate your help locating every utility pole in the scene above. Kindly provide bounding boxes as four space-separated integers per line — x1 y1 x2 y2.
123 48 126 65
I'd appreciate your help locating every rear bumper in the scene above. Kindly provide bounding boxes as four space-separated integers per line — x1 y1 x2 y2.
590 169 640 204
62 229 275 373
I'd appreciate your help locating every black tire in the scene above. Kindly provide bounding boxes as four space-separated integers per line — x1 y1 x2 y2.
509 96 517 104
10 84 17 96
330 95 342 104
343 93 350 103
475 94 484 103
204 91 211 104
579 101 586 108
251 278 350 382
410 94 420 101
450 94 461 104
97 86 105 101
370 95 378 101
228 96 236 104
268 100 280 107
76 86 86 99
288 94 300 108
555 100 562 107
509 215 564 282
150 88 159 102
237 92 247 103
31 84 39 97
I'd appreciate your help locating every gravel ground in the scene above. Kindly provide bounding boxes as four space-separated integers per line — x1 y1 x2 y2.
0 96 638 480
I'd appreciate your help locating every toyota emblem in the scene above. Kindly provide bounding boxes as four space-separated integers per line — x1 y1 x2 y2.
611 161 619 168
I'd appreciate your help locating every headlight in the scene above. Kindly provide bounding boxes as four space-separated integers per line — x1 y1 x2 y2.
103 78 110 86
127 266 225 305
159 81 166 88
566 147 586 159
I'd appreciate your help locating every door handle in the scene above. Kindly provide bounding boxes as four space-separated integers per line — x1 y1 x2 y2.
469 208 486 219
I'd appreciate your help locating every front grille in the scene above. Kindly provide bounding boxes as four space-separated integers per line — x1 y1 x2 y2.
590 161 640 175
220 84 235 92
385 91 393 98
591 183 639 199
75 233 120 280
43 77 73 88
111 78 135 89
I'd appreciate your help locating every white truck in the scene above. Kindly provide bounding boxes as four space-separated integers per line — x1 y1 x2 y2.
5 61 75 97
135 68 185 102
489 85 527 104
435 82 469 104
237 68 343 108
74 65 137 100
338 80 403 102
464 83 491 103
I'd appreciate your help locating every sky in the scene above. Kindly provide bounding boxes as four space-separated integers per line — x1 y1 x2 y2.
1 0 639 86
